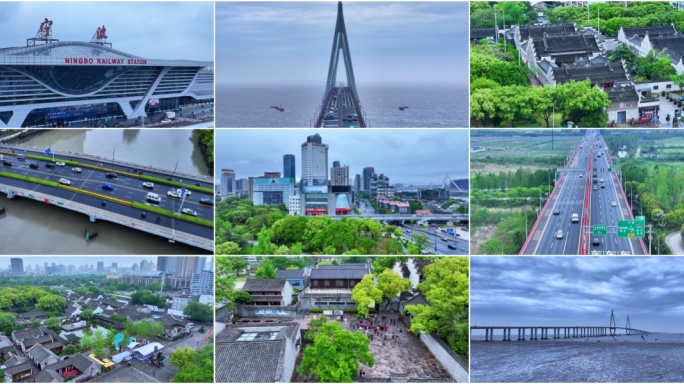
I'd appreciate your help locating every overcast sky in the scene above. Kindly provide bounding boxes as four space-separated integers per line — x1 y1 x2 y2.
0 2 213 61
471 257 684 334
0 257 210 270
216 129 469 185
216 2 468 85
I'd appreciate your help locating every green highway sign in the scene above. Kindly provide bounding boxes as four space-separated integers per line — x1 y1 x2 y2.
610 165 618 171
593 224 607 235
618 218 646 238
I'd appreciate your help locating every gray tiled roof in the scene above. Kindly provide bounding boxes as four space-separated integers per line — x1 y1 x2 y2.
43 353 94 373
242 279 287 292
651 35 684 63
23 334 53 348
4 361 34 375
533 33 600 58
216 340 286 382
623 25 677 38
275 269 305 280
12 328 44 341
470 28 496 40
552 61 628 84
27 344 56 363
606 86 639 103
520 23 576 41
215 323 299 382
34 369 64 383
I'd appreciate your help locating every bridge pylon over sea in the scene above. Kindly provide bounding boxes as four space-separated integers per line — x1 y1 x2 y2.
471 310 648 341
314 2 366 128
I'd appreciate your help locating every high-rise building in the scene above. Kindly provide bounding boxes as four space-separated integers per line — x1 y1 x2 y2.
10 258 23 277
140 259 148 272
354 174 361 192
301 133 328 187
362 167 375 192
175 257 199 278
331 161 349 186
191 270 214 295
220 169 236 196
112 262 118 273
283 154 296 179
97 261 104 274
251 176 295 209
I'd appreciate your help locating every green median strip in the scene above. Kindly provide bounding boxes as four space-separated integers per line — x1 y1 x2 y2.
0 171 60 187
131 201 214 228
1 170 212 228
25 154 80 166
138 174 213 194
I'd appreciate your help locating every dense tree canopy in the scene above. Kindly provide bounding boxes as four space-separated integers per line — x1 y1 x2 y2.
170 344 214 383
183 302 213 323
405 258 469 357
297 321 374 382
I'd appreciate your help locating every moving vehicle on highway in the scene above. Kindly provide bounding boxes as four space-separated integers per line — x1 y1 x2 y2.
29 162 38 169
199 197 214 206
146 192 161 204
72 167 82 173
167 190 181 199
142 182 154 189
105 172 118 179
181 208 197 216
59 178 71 185
556 230 563 239
101 183 114 191
55 161 65 166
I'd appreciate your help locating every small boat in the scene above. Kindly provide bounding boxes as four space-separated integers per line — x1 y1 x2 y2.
271 105 285 112
85 229 98 241
399 104 409 111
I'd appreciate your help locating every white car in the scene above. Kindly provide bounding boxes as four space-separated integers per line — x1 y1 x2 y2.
55 162 65 166
142 182 154 189
611 201 617 207
72 167 82 173
181 208 197 216
556 230 563 239
167 190 181 199
59 178 71 185
177 188 191 197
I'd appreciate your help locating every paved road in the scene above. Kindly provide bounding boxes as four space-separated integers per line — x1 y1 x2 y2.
521 132 645 255
320 87 363 128
0 149 213 240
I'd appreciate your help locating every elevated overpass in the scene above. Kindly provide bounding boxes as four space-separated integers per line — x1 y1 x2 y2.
0 144 214 251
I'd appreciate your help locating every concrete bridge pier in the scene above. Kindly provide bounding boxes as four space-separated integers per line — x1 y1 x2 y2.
89 214 97 223
6 189 15 199
502 328 512 341
532 328 538 340
541 328 548 340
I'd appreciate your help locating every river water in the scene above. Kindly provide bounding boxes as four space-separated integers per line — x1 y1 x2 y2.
471 333 684 382
0 129 212 255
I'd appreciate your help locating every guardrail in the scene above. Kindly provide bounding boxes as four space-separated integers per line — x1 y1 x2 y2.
0 182 213 251
0 143 212 183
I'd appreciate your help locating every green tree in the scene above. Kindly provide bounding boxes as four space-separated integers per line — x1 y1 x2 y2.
411 233 431 254
61 344 78 356
672 73 684 91
297 321 374 382
215 241 242 255
255 260 277 279
183 302 214 323
147 282 162 292
0 312 15 335
405 258 469 357
376 270 412 310
233 291 253 304
304 315 328 341
36 294 67 316
74 287 89 295
350 275 382 317
215 257 237 308
45 317 61 332
79 309 94 321
170 344 214 383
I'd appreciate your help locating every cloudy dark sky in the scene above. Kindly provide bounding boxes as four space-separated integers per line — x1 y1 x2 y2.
216 2 468 85
215 129 469 185
471 257 684 333
0 2 213 61
0 256 212 270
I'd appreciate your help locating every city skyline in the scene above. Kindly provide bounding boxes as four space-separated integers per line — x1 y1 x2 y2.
216 129 469 186
471 257 684 334
216 1 468 85
0 257 213 271
0 2 213 61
